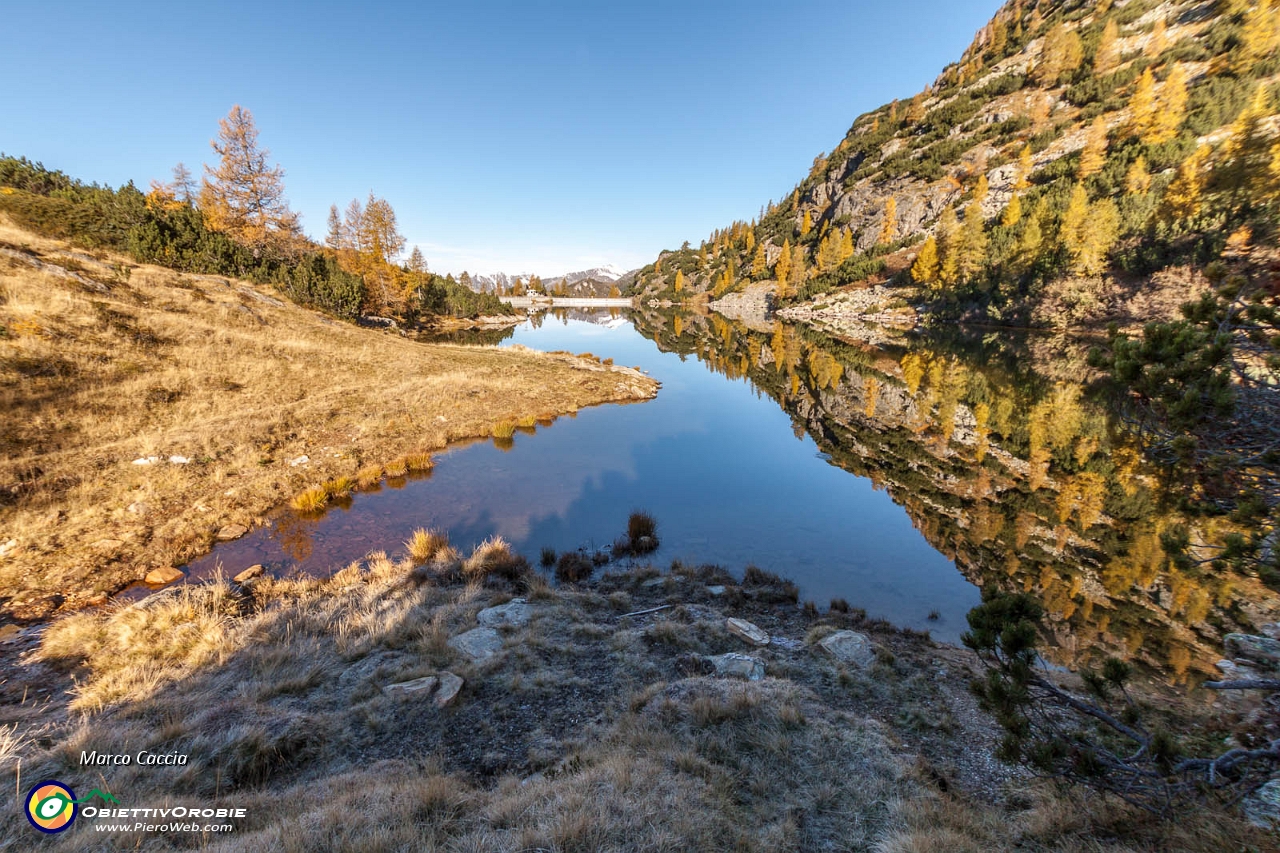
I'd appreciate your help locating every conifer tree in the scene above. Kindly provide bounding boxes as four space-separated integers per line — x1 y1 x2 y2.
1126 69 1158 139
840 227 854 260
171 162 196 202
801 209 813 237
1239 0 1280 71
674 269 685 293
911 236 940 288
1060 183 1089 260
775 240 792 297
878 197 897 245
1002 193 1023 228
937 208 961 287
1018 208 1044 267
1146 17 1167 58
1094 18 1121 75
959 201 987 283
1164 145 1210 221
200 105 299 251
325 204 343 249
407 246 427 273
1125 156 1152 194
1150 63 1188 145
791 243 807 287
974 174 989 204
1219 86 1274 203
1036 24 1083 85
1015 145 1034 189
1077 116 1109 179
752 243 767 278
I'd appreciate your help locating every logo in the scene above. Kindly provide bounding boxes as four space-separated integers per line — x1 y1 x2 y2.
25 781 77 833
24 782 119 833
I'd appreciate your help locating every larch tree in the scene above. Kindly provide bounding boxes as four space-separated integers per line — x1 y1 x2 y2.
1014 144 1034 189
974 173 990 205
1218 85 1274 204
1061 184 1118 275
937 207 961 287
674 269 685 293
840 227 854 260
878 197 898 245
775 239 792 297
958 200 988 283
200 105 299 252
1146 17 1167 58
325 204 343 249
751 243 767 278
1126 69 1158 139
911 236 940 288
1036 23 1083 85
801 209 813 237
1077 116 1109 179
1125 156 1152 194
1150 63 1188 145
1239 0 1280 71
407 246 428 273
1002 193 1023 228
1094 18 1121 74
791 243 807 288
171 162 196 202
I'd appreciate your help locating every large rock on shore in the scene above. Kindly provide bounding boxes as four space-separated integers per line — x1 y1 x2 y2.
817 630 876 667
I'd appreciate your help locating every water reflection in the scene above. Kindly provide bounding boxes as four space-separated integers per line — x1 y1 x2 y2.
627 302 1279 683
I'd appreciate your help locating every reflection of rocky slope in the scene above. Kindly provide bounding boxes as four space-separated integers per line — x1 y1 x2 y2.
630 306 1280 682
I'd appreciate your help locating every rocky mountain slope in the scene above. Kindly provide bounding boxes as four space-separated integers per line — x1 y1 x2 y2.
628 0 1279 330
467 264 633 298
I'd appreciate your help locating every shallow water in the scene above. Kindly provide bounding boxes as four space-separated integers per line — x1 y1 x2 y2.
189 311 980 642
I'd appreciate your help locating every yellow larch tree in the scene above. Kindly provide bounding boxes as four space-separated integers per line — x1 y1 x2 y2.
936 208 961 287
791 242 807 288
801 209 813 237
1094 18 1121 74
878 197 897 245
1150 63 1188 145
775 239 792 297
1239 0 1279 71
1002 193 1023 228
911 235 940 288
839 227 854 260
1125 155 1152 194
1163 144 1211 220
1077 116 1109 179
1036 23 1083 85
1146 17 1167 58
1014 144 1034 189
200 105 300 252
674 269 685 294
958 200 987 283
1126 68 1158 139
751 243 767 278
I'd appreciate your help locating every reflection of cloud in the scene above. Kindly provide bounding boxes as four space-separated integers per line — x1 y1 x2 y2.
408 240 649 278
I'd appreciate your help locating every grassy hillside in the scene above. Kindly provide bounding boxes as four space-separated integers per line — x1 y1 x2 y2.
629 0 1279 328
0 219 657 620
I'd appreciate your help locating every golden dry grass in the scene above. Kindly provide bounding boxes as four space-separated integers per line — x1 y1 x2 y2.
6 557 1266 852
0 218 657 618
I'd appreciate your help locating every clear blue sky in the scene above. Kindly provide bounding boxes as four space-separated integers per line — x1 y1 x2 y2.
2 1 1001 275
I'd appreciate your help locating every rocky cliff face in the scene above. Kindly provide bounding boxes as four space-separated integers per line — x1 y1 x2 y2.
629 0 1277 331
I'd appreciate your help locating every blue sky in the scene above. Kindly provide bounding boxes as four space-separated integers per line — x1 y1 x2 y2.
2 1 1001 275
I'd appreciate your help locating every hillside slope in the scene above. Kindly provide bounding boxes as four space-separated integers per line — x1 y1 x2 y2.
629 0 1279 329
0 219 657 620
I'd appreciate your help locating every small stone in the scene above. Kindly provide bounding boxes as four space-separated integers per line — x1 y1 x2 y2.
448 627 504 661
85 593 108 606
642 577 665 588
127 501 149 515
435 672 464 707
384 675 438 697
289 455 310 467
726 617 770 646
0 539 17 558
705 652 765 681
216 524 249 541
817 630 876 667
707 585 726 596
168 455 190 464
1244 779 1280 829
145 566 184 585
477 598 530 628
233 564 265 584
131 457 160 466
92 538 124 550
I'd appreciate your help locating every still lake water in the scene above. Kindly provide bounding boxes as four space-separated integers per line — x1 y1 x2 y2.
190 311 980 641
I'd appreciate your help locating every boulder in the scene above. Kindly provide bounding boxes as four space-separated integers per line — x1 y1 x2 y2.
145 567 184 585
126 501 149 515
289 455 310 467
726 617 770 646
1225 633 1280 671
706 652 765 681
233 564 265 584
384 676 438 697
448 627 504 661
216 524 249 541
706 585 726 596
477 598 530 628
168 455 191 464
1244 779 1280 829
817 630 876 667
435 672 464 707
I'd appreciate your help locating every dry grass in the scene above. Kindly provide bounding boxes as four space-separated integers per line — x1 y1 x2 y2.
1 553 1267 852
406 527 449 564
0 218 658 618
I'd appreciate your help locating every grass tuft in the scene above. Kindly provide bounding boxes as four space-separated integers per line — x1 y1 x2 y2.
383 457 408 478
555 551 594 583
492 420 517 439
540 547 557 568
323 476 355 499
292 486 329 513
355 465 383 489
404 452 434 472
407 528 449 564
